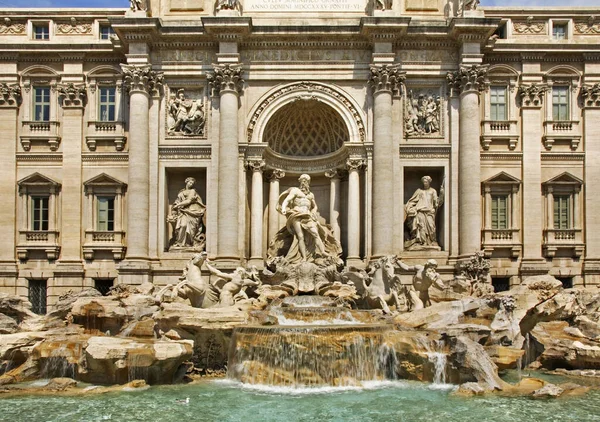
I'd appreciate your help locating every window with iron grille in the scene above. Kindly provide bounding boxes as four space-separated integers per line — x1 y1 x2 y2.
553 24 567 40
552 86 569 121
33 87 51 122
98 86 116 121
490 86 507 121
97 196 115 231
33 23 50 40
31 196 49 231
554 195 571 229
29 279 47 315
94 279 114 296
492 277 511 293
99 25 115 40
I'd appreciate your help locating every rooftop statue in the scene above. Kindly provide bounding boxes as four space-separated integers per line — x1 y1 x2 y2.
167 177 206 251
404 176 443 251
267 174 342 268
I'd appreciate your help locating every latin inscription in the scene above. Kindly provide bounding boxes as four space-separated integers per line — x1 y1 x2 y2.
245 0 364 12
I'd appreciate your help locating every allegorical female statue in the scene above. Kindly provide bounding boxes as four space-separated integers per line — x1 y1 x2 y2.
267 174 342 267
167 177 206 251
404 176 443 250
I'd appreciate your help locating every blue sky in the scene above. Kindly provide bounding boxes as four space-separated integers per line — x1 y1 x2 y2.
2 0 599 8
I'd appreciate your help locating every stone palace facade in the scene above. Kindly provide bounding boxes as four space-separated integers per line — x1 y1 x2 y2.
1 1 600 311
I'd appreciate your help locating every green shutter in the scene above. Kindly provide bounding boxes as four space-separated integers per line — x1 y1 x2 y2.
491 195 508 230
553 195 570 229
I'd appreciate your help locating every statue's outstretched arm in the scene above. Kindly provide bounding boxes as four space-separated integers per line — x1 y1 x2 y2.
397 260 415 272
205 262 232 280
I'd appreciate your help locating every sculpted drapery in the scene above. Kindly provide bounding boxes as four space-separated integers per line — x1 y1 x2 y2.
404 176 441 250
168 177 206 250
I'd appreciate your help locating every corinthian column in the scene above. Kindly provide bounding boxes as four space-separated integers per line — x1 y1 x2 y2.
208 64 244 262
518 83 549 275
0 83 20 285
268 169 285 242
121 64 163 260
580 83 600 285
247 158 266 263
447 65 487 258
325 169 342 243
368 64 405 259
346 158 365 262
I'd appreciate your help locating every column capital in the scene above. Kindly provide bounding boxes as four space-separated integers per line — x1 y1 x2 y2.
446 64 488 96
325 168 343 179
368 64 405 95
581 83 600 109
246 158 266 172
268 169 285 181
58 83 87 108
121 64 164 96
208 63 244 96
346 158 366 171
518 83 548 108
0 83 21 108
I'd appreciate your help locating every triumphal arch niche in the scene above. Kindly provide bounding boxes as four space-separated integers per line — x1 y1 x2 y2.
245 82 368 266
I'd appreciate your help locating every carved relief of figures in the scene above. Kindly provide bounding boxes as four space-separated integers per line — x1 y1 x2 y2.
167 89 205 136
57 18 92 34
404 176 444 251
130 0 147 11
215 0 241 13
0 18 25 34
167 177 206 251
457 0 479 15
404 90 441 137
374 0 391 12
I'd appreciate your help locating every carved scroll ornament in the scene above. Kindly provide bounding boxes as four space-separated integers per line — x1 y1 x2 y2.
121 64 164 95
207 64 244 96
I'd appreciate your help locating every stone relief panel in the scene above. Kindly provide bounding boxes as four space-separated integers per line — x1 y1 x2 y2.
513 17 547 35
404 87 443 139
575 17 600 35
0 18 25 35
56 18 92 35
396 49 458 65
166 87 207 138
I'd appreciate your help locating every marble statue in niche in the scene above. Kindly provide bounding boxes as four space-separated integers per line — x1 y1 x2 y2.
267 174 342 266
404 176 443 250
167 89 205 136
405 90 441 137
167 177 206 251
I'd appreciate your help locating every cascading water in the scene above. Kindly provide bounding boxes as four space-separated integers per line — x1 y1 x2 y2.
227 297 398 387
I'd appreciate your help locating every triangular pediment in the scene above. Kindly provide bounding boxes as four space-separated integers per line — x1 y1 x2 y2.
84 173 126 188
483 171 521 185
17 172 60 188
543 172 583 186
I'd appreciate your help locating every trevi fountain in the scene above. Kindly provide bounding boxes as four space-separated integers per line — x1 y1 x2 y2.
0 172 599 421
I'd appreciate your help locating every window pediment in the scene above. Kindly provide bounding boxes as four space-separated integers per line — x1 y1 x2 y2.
18 172 61 193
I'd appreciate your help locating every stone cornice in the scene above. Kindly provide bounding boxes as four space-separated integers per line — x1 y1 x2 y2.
121 64 163 96
399 146 451 159
541 152 585 162
480 152 522 161
207 64 244 96
359 17 411 41
368 64 405 96
0 83 21 108
158 146 211 160
16 153 63 163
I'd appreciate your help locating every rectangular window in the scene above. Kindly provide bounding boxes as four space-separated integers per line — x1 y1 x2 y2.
33 87 51 122
94 279 114 296
31 196 49 231
554 195 571 229
99 25 115 40
33 23 50 40
553 24 567 40
490 86 507 121
491 195 508 230
98 87 116 121
29 280 47 315
492 277 511 293
97 196 115 231
552 86 569 121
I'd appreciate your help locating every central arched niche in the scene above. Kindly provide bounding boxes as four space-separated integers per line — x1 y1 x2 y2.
264 99 349 157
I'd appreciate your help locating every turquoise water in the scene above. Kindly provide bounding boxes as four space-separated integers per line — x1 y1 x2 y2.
0 379 599 422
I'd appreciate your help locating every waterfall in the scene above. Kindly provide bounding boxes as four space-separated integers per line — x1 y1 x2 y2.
427 351 447 385
227 323 397 387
